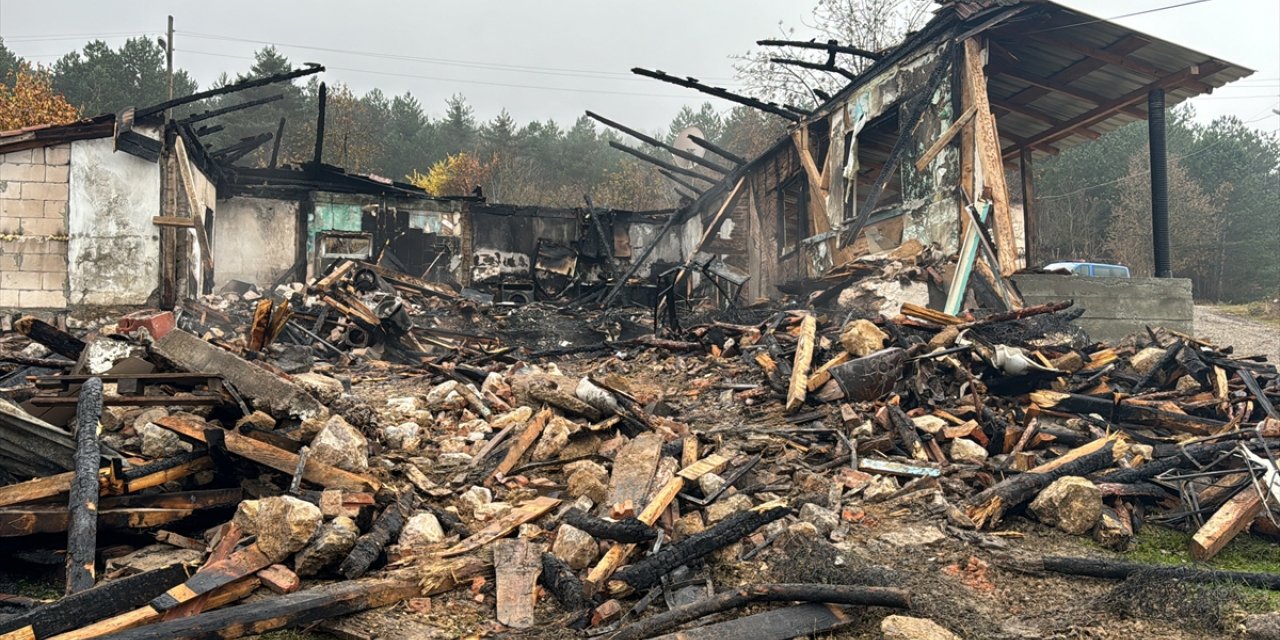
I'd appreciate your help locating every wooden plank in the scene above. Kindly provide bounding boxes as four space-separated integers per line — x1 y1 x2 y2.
152 216 196 228
43 577 258 640
492 408 551 479
161 521 244 620
651 603 855 640
915 103 977 172
0 507 194 537
963 38 1018 276
808 352 851 392
440 496 559 558
493 539 541 629
153 416 377 491
313 260 355 292
676 453 728 482
150 544 273 611
0 565 190 640
1191 488 1264 561
0 471 76 508
785 314 817 413
604 432 664 511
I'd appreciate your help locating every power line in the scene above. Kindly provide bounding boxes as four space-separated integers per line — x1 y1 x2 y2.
177 30 742 85
178 49 707 100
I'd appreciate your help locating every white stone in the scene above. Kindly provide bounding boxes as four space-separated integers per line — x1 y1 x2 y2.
400 513 446 547
310 414 369 472
552 524 598 570
949 438 989 464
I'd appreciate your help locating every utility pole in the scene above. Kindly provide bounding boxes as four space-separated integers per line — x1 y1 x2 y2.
165 16 174 112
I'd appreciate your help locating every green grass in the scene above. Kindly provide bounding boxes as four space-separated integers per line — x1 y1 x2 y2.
13 576 60 600
1127 525 1280 613
1212 303 1280 329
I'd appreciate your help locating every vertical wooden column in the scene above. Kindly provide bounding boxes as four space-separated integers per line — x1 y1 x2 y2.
66 377 103 595
962 37 1019 277
1020 147 1037 269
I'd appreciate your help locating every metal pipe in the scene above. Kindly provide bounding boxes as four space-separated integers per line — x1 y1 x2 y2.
1148 88 1171 278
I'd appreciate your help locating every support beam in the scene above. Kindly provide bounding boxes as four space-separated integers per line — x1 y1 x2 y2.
964 38 1020 276
631 68 801 121
178 94 284 125
1002 62 1225 159
586 111 730 174
1148 88 1171 278
657 169 706 197
137 66 321 119
608 141 718 184
313 82 327 165
756 38 883 61
269 118 286 168
991 99 1100 139
1020 147 1037 268
65 378 103 595
1031 32 1213 93
688 134 746 166
989 65 1146 118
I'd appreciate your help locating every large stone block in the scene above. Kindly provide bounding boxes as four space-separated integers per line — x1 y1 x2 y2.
1 198 44 218
45 145 71 165
1 271 41 290
44 165 69 183
0 181 20 200
0 163 44 182
19 217 66 237
18 289 66 308
1012 274 1193 341
22 182 68 202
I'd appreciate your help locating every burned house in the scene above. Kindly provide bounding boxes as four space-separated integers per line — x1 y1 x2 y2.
589 0 1251 331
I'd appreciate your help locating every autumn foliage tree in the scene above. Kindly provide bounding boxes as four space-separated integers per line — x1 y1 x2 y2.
0 65 79 131
409 153 493 197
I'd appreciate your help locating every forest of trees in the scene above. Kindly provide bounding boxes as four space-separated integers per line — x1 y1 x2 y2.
0 9 1275 302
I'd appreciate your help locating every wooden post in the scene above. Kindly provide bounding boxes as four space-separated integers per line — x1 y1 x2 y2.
65 378 103 595
1020 147 1037 268
963 37 1019 276
313 82 327 165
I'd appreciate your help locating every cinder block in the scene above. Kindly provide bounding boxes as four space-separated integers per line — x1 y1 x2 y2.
25 252 66 272
19 217 66 237
0 254 18 271
44 165 69 183
43 200 66 218
22 182 68 202
18 289 66 309
0 288 19 307
1 198 45 218
0 163 45 182
0 215 19 233
44 145 70 165
0 149 33 164
1 271 41 290
41 271 66 291
0 181 21 200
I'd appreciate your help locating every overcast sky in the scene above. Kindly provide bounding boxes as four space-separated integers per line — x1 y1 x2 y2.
1 0 1276 134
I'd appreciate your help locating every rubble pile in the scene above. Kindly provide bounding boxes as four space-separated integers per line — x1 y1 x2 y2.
0 287 1277 639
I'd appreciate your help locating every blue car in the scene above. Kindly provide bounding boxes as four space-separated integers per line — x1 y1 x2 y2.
1042 262 1131 278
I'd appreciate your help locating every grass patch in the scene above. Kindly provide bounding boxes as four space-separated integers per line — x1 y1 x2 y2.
13 576 60 600
1125 525 1280 614
1212 303 1280 328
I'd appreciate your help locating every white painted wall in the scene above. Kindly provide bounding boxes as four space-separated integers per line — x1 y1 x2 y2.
214 196 299 287
67 137 161 306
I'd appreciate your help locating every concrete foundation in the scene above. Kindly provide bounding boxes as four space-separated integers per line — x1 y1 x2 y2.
1012 274 1194 342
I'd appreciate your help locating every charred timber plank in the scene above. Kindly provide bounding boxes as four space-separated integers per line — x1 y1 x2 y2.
609 583 910 640
161 522 245 620
0 471 76 508
153 416 377 491
540 552 590 613
40 578 258 640
66 379 103 594
338 492 414 579
963 38 1018 276
150 544 273 612
0 507 194 537
648 603 856 640
493 539 542 629
1029 390 1226 435
441 496 560 558
14 317 85 361
609 505 789 594
784 314 816 414
0 564 190 640
966 436 1120 528
563 508 657 544
1040 556 1280 590
1191 487 1264 561
101 577 416 640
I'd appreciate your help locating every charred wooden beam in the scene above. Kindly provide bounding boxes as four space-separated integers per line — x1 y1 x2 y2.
269 117 287 168
0 564 191 639
756 38 883 61
1038 555 1280 590
687 134 746 166
98 577 418 640
136 65 322 119
66 377 103 595
609 583 910 640
313 82 327 165
540 552 590 614
178 94 284 125
338 492 415 579
631 68 801 121
967 437 1120 528
210 133 273 165
563 508 657 544
608 141 718 184
150 544 273 611
15 316 86 360
587 111 731 174
657 169 705 197
610 505 789 593
769 57 858 81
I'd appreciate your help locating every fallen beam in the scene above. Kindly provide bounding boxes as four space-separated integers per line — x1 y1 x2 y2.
14 317 85 361
65 378 103 595
0 564 191 640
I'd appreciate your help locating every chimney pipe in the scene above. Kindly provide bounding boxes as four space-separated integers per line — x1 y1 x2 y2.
1148 88 1171 278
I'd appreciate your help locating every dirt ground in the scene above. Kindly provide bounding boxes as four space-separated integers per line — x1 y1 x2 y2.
1195 305 1280 363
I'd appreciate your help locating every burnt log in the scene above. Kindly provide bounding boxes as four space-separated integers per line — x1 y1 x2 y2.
540 552 590 614
610 505 789 593
1040 555 1280 590
15 316 86 360
564 508 657 544
607 583 911 640
0 564 189 639
338 492 414 579
66 377 103 595
966 438 1119 528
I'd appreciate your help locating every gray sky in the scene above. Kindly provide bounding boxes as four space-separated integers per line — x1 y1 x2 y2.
1 0 1276 134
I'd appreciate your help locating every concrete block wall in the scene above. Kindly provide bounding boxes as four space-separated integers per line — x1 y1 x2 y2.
1012 274 1194 342
0 144 71 309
